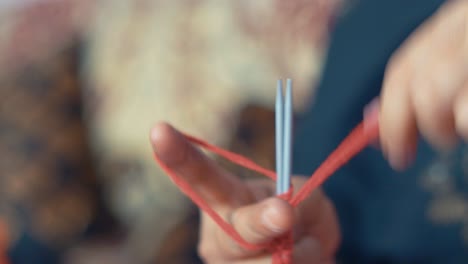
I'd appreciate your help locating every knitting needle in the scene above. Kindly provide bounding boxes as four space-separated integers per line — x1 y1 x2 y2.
275 79 284 195
282 79 293 193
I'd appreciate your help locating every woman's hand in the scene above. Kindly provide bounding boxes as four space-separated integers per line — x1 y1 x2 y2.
150 123 340 263
379 0 468 170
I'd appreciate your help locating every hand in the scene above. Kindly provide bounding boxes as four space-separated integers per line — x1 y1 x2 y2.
379 0 468 170
150 123 340 263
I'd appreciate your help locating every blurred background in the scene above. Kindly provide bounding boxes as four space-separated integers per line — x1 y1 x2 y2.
0 0 342 263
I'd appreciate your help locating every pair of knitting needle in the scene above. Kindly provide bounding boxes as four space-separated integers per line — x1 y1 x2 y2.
276 79 293 195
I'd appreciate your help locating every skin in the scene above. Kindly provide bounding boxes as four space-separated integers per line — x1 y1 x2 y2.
380 0 468 170
150 124 339 263
150 0 468 262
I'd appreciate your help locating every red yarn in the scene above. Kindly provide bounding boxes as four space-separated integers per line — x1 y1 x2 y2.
153 115 379 264
0 219 9 264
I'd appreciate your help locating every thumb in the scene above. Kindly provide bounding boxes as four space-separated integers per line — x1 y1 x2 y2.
218 197 295 258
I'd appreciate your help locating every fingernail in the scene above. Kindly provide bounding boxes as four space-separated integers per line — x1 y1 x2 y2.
388 154 403 171
363 98 380 140
261 204 286 234
388 150 414 171
363 97 380 119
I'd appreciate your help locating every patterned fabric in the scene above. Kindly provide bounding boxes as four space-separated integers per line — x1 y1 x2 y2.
0 0 92 78
83 1 340 262
5 0 468 263
0 43 104 259
1 0 340 263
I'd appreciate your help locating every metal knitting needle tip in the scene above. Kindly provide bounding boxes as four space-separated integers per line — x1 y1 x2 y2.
282 78 293 194
275 79 284 195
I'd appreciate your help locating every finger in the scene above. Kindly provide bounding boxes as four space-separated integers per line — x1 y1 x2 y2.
380 58 418 170
454 83 468 141
245 179 276 201
294 179 340 259
363 97 381 148
306 197 340 259
408 0 468 149
231 238 325 264
218 197 294 258
150 122 252 210
410 66 459 151
293 237 323 263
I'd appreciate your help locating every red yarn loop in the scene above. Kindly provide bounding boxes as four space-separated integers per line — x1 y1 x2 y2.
153 118 379 264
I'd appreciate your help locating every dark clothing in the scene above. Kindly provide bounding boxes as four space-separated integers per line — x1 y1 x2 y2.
293 0 468 263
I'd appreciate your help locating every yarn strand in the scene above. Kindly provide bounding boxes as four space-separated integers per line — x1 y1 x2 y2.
154 117 379 264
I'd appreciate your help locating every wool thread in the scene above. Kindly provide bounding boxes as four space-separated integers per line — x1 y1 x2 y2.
154 115 379 264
